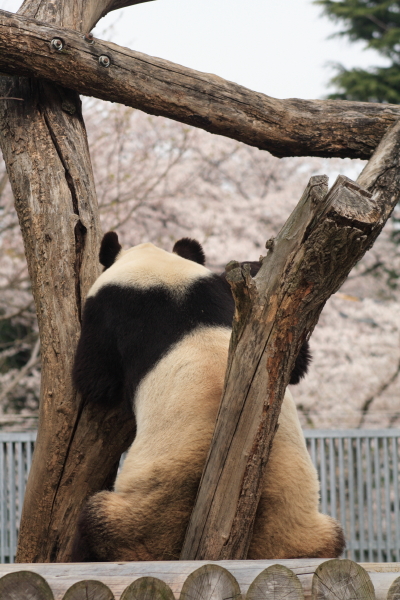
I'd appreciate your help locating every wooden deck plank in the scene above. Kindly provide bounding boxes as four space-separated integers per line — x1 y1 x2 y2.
0 560 398 600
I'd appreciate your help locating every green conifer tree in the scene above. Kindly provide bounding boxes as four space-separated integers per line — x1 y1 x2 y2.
315 0 400 103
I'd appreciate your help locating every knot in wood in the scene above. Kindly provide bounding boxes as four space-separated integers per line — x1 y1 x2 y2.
265 238 275 251
225 260 240 273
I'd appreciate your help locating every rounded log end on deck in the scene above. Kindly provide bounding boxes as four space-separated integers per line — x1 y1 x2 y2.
120 576 175 600
180 564 242 600
0 570 54 600
247 564 304 600
312 559 374 600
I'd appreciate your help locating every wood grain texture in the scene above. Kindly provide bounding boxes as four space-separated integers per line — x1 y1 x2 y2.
180 564 242 600
0 570 54 600
1 9 400 159
181 115 400 560
63 580 114 600
17 0 154 32
0 0 135 564
312 560 374 600
120 577 175 600
247 565 304 600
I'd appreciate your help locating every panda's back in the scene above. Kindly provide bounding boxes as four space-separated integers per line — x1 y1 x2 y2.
76 243 235 408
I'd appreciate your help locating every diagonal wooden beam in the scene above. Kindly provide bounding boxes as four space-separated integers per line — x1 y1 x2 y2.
1 9 400 159
181 118 400 560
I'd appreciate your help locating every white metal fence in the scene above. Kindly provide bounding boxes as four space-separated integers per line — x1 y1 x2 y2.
1 430 400 563
0 432 36 564
305 429 400 563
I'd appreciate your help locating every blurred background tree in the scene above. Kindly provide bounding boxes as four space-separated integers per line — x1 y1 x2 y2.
315 0 400 103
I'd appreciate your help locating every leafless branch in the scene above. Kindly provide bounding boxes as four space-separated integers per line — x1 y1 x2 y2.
0 337 40 405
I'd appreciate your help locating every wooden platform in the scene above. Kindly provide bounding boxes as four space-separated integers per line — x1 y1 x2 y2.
0 559 399 600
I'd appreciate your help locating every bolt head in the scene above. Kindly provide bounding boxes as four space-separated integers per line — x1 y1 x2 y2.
51 38 64 51
98 55 111 68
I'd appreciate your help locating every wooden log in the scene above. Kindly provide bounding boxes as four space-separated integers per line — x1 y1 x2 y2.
386 575 400 600
0 561 398 600
181 117 400 561
247 564 304 600
0 0 136 564
180 564 241 600
312 559 374 600
181 174 374 559
62 580 114 600
1 9 400 159
0 570 54 600
120 577 175 600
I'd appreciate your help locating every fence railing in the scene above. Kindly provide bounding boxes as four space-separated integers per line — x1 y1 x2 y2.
1 430 400 563
0 432 36 564
304 429 400 563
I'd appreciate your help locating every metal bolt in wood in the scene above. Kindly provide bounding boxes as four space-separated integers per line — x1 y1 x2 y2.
98 55 110 67
50 37 63 51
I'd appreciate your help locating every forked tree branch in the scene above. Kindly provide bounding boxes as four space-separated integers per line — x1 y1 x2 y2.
17 0 154 33
181 118 400 560
1 9 400 159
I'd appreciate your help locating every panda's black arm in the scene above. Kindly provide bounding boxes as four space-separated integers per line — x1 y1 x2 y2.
73 297 124 406
219 261 312 385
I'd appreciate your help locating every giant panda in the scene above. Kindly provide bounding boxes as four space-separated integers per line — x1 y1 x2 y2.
71 232 345 562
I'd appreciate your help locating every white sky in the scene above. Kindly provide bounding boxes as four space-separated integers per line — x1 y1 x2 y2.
1 0 389 100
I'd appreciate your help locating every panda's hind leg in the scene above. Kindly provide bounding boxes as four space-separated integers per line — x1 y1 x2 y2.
70 491 154 562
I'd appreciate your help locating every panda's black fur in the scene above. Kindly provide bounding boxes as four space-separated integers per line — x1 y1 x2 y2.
70 233 344 562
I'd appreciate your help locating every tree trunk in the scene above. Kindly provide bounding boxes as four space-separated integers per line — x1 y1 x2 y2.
1 8 400 159
181 119 400 560
0 0 147 564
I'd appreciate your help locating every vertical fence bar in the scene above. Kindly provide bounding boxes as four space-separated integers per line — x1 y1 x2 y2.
348 436 356 561
7 442 15 563
392 436 400 562
356 437 365 561
374 436 383 562
310 438 316 468
26 439 32 474
0 442 5 564
365 438 374 561
16 442 23 530
320 438 327 515
383 437 392 561
329 438 337 520
337 437 346 538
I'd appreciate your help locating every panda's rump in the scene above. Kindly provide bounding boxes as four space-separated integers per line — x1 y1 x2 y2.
114 326 231 495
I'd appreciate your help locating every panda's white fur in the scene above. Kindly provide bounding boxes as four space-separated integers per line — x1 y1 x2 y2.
71 234 345 561
88 243 209 298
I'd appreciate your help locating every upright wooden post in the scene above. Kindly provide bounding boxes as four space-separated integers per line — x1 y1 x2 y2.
0 0 149 564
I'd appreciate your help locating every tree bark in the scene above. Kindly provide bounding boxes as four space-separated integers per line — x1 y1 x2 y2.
0 0 149 563
1 9 400 159
181 119 400 560
17 0 154 31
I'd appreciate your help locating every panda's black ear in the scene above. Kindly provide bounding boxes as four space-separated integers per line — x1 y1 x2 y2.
99 231 122 269
173 238 206 265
